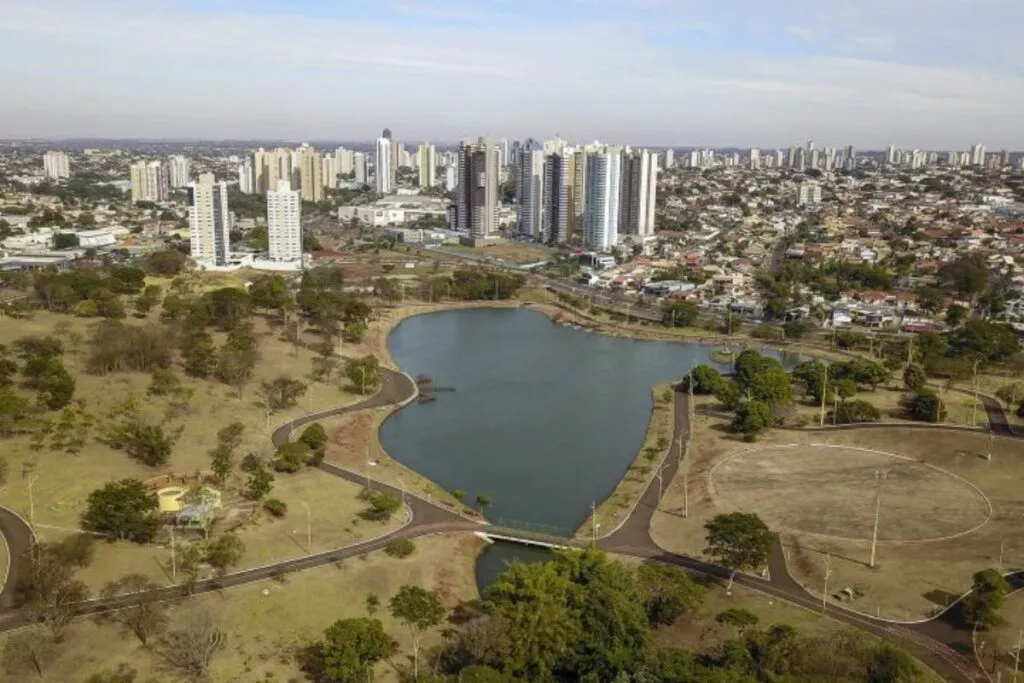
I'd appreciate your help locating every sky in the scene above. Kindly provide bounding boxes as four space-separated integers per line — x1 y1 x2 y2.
2 0 1022 149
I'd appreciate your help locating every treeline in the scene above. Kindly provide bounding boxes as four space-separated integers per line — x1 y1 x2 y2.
421 269 526 301
300 549 925 683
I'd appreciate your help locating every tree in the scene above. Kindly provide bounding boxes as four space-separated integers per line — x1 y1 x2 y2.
315 617 395 683
364 592 380 617
833 399 882 424
475 493 492 514
145 249 187 276
945 304 969 327
961 568 1010 628
205 534 245 577
99 574 168 646
210 444 234 485
202 287 252 331
996 383 1023 409
939 253 989 297
866 644 920 683
903 364 927 392
273 441 310 473
358 489 401 521
147 368 182 397
782 317 814 339
82 479 160 542
835 378 857 401
732 350 792 405
729 399 774 440
902 390 945 423
258 376 307 412
2 626 57 679
947 320 1020 363
390 585 446 680
245 464 275 501
134 284 162 317
704 512 774 589
344 355 381 394
681 365 722 395
452 489 467 503
661 300 699 328
637 561 706 626
53 232 80 249
155 608 226 681
715 607 760 634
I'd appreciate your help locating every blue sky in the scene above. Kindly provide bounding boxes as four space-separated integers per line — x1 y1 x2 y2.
2 0 1022 148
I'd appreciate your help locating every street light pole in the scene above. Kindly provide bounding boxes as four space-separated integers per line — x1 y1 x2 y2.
27 475 38 532
972 358 981 427
869 469 889 568
301 501 311 554
822 553 833 613
591 501 598 549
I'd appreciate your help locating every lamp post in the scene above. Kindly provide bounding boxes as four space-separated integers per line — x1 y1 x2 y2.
364 447 377 489
300 501 312 554
27 475 39 532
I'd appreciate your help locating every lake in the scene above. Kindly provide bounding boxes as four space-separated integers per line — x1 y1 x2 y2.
380 306 798 533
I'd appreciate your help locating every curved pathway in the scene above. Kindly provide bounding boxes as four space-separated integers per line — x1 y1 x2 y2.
0 357 1011 681
0 507 33 610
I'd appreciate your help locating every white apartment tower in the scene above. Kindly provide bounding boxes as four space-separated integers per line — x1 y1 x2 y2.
167 155 191 188
237 159 254 194
43 151 71 179
749 149 761 170
297 146 323 203
130 161 168 202
418 144 437 187
583 147 622 251
189 173 230 267
375 137 392 194
542 151 570 245
267 180 302 262
618 149 658 238
455 137 499 238
516 144 544 240
335 147 355 176
970 143 986 166
797 180 822 206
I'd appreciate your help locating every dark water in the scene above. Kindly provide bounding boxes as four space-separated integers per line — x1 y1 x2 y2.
380 307 799 533
474 541 554 595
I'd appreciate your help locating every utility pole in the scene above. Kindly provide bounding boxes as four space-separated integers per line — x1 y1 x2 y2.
169 525 177 581
819 365 829 427
27 475 38 532
869 468 889 568
988 429 995 461
1013 629 1023 681
591 501 598 549
822 553 833 613
682 443 690 518
655 464 664 504
365 445 373 489
906 335 914 367
301 501 312 554
972 358 981 428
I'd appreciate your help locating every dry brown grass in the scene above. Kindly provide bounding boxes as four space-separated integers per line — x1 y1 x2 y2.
0 311 374 589
0 533 486 683
652 417 1024 619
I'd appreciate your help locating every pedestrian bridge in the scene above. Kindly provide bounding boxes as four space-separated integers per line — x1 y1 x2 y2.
476 522 588 551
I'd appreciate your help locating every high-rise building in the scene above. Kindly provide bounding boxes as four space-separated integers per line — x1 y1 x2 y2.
569 148 587 228
583 147 622 251
253 147 292 194
335 147 355 177
297 146 323 203
382 128 398 187
845 146 857 171
237 159 254 194
1001 150 1011 168
130 160 168 202
189 173 230 267
542 151 570 245
516 143 544 239
353 153 368 184
749 149 761 170
375 137 392 194
797 180 822 206
970 143 986 166
444 164 457 192
619 149 658 239
167 155 191 188
322 155 338 190
267 180 302 262
663 149 675 168
418 143 437 187
43 150 71 179
455 137 499 238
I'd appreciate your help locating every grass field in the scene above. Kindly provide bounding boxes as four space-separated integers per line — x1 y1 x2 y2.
651 415 1024 619
0 533 486 683
0 311 385 589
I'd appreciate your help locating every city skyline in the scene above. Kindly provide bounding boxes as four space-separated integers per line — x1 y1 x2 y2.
2 0 1023 148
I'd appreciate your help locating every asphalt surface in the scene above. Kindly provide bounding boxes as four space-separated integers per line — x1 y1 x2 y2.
0 350 1016 681
0 507 33 610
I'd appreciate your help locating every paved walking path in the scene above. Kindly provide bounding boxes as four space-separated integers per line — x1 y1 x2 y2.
3 363 1021 682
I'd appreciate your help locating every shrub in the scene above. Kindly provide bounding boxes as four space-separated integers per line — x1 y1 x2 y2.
358 489 402 521
262 498 288 518
273 442 309 473
384 539 415 558
239 452 262 473
832 399 882 424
